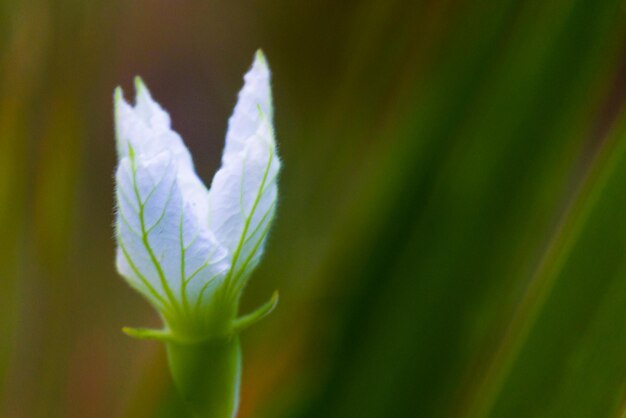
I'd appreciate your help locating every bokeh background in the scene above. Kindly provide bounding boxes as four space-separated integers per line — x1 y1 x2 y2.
3 0 626 417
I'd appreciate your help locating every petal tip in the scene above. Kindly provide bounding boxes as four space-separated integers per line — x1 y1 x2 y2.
255 49 267 64
134 76 147 94
134 76 156 106
114 86 124 102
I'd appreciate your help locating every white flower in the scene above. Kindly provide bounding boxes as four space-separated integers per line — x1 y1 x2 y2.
114 51 280 339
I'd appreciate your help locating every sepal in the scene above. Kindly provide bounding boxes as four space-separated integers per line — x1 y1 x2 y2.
122 326 178 342
231 291 279 334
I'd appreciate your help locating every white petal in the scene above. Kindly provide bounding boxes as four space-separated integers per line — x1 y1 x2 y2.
114 79 209 225
223 50 274 162
115 149 229 315
209 52 280 289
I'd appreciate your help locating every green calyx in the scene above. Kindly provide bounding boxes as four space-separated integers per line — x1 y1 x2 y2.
122 290 279 344
124 291 278 418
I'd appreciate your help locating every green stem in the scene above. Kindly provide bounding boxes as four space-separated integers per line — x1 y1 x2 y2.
166 337 242 418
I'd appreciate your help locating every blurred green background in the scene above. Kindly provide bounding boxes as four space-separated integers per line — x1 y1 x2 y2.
3 0 626 417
